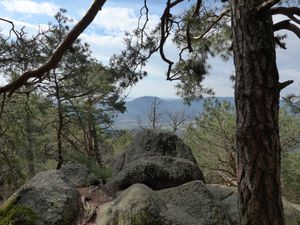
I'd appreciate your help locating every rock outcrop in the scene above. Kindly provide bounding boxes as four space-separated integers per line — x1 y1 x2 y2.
96 182 300 225
108 131 205 190
0 170 78 225
207 184 300 225
1 135 299 225
61 162 101 187
97 181 233 225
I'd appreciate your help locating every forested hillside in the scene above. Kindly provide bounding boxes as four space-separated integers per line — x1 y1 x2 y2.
114 96 211 129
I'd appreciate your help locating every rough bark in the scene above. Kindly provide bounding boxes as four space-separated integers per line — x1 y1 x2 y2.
232 1 284 225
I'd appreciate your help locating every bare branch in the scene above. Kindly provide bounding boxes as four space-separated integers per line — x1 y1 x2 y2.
272 7 300 25
159 0 176 79
274 36 287 49
277 80 294 91
273 19 300 38
257 0 281 11
138 0 149 32
0 18 21 40
0 93 6 119
0 0 107 96
193 8 230 40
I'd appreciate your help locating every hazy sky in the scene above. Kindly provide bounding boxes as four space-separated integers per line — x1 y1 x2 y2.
0 0 299 98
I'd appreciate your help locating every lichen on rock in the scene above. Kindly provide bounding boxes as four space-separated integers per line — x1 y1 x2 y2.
108 130 205 191
96 181 233 225
0 170 78 225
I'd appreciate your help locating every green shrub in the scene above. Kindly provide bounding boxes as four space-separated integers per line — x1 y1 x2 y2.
281 151 300 204
0 197 37 225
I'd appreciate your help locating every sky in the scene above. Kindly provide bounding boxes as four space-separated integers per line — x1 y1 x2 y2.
0 0 299 99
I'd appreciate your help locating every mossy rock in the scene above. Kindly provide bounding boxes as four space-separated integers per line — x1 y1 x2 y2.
96 181 232 225
108 156 204 191
1 170 78 225
0 196 37 225
109 131 205 191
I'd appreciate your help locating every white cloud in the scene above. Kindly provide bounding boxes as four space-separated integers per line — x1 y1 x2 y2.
1 0 59 16
78 6 160 64
80 33 123 48
79 32 125 63
94 7 137 33
92 7 160 34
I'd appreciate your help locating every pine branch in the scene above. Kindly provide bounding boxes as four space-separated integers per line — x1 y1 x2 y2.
0 0 107 96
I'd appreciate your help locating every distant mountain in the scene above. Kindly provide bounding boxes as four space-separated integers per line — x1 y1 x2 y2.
113 96 234 129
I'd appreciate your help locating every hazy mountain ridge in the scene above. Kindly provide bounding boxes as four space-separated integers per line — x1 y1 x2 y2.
114 96 234 129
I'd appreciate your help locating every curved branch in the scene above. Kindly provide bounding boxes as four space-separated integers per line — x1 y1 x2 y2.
0 0 107 96
0 18 20 40
159 0 185 79
272 7 300 25
186 0 203 52
273 19 300 38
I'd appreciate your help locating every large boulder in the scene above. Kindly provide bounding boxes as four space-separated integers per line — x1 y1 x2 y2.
96 182 300 225
206 184 300 225
112 130 198 173
60 162 101 187
0 170 78 225
96 181 233 225
109 156 203 190
108 131 204 190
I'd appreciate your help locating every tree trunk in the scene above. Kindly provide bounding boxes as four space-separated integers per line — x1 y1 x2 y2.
87 99 102 167
54 72 64 170
25 104 35 177
232 1 285 225
56 104 63 170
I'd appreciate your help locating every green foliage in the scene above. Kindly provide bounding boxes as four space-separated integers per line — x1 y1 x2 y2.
106 130 134 154
172 5 231 102
184 98 236 184
184 98 300 189
0 197 37 225
110 3 232 103
64 151 112 180
0 9 127 198
279 108 300 152
0 94 55 198
281 151 300 204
